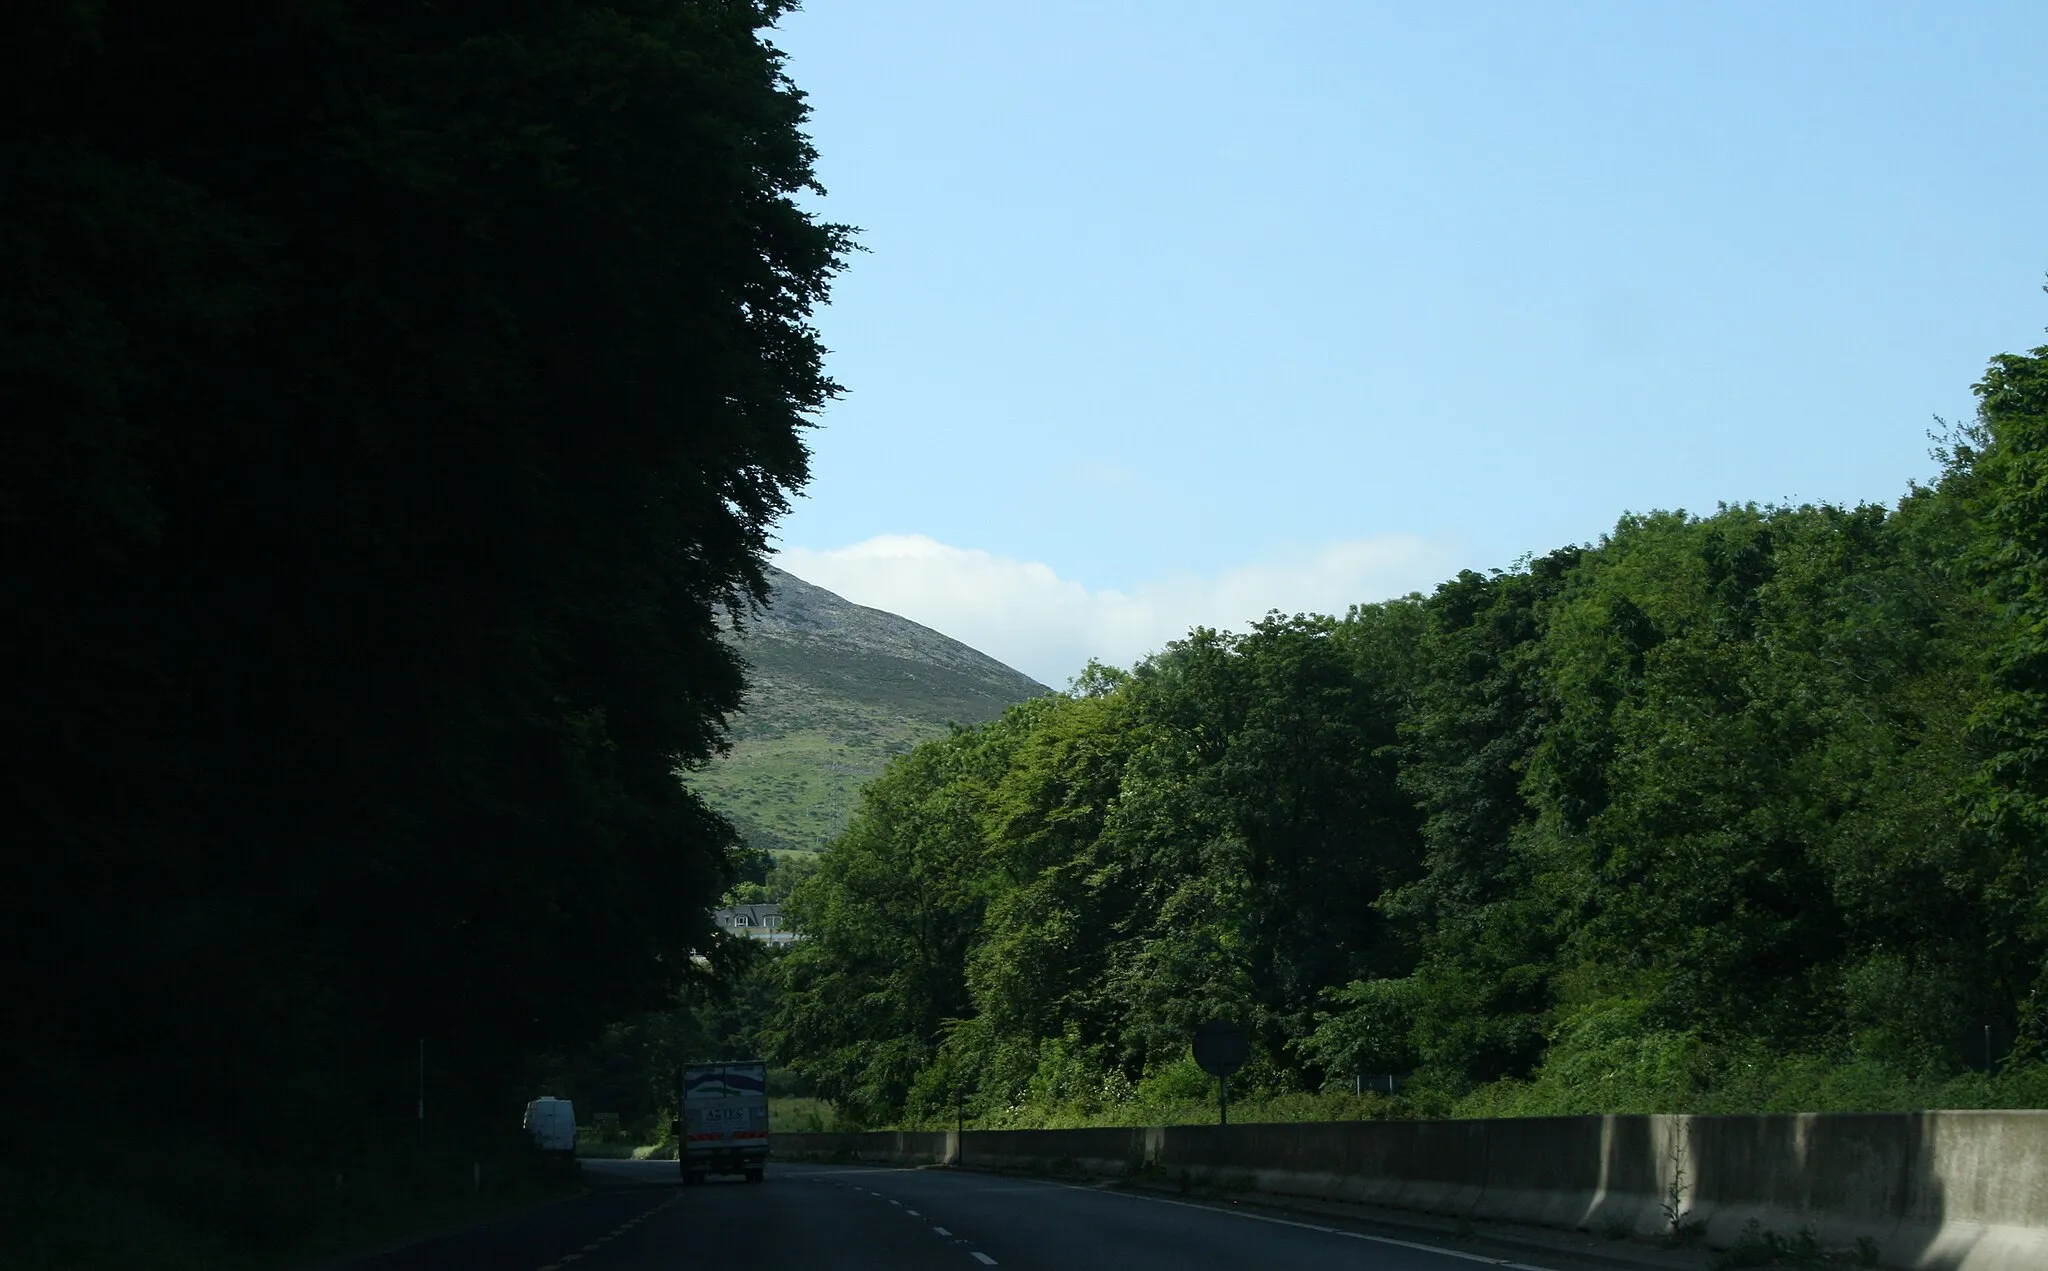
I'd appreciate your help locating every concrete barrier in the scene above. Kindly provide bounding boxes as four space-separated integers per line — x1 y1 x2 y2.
777 1112 2048 1270
775 1129 948 1166
959 1127 1150 1178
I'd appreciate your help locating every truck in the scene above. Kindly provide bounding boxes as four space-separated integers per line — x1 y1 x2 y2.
673 1060 769 1184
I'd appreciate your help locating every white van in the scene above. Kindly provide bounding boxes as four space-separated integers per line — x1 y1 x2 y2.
523 1097 577 1157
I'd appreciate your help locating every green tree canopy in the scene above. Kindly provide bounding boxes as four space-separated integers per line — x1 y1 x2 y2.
2 0 847 1168
769 319 2048 1126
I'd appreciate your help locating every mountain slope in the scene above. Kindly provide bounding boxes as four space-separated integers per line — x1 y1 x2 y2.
691 565 1049 853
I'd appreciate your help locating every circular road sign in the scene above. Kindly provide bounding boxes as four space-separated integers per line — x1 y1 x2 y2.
1192 1019 1248 1078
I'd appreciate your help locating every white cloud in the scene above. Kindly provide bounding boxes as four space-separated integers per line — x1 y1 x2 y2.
774 534 1455 688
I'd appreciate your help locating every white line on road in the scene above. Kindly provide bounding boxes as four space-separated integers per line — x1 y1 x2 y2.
907 1209 921 1216
803 1163 1548 1271
1026 1178 1560 1270
1326 1227 1552 1266
970 1255 997 1266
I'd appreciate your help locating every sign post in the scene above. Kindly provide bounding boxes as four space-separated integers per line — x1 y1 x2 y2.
1192 1019 1248 1128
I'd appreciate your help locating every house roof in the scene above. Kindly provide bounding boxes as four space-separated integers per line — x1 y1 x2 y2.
713 903 783 924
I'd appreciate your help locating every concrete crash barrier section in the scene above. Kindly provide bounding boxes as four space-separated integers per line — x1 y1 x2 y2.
774 1129 949 1166
962 1127 1151 1179
778 1111 2048 1271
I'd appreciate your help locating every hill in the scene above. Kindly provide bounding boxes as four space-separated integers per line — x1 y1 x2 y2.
691 565 1050 853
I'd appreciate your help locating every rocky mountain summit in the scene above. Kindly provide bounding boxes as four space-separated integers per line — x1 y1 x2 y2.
691 565 1048 854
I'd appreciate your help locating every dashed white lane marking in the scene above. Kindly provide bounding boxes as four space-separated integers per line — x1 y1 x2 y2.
907 1209 922 1216
806 1164 1544 1271
534 1192 676 1270
890 1199 902 1206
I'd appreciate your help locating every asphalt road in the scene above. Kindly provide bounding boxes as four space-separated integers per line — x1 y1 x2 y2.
340 1158 1570 1271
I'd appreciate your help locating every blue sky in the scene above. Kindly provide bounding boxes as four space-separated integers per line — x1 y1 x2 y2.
765 1 2048 686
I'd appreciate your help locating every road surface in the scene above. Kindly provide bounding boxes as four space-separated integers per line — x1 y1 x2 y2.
339 1158 1576 1271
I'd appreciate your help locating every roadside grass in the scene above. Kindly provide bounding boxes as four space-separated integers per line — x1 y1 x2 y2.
1453 1054 2048 1119
572 1100 833 1161
866 1057 2048 1135
771 1096 834 1132
573 1141 676 1160
6 1131 577 1271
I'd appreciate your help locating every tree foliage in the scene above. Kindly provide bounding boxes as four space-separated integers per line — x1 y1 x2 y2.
1 0 846 1222
772 323 2048 1124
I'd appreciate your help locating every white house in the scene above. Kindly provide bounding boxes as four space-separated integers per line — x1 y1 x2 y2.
713 902 799 945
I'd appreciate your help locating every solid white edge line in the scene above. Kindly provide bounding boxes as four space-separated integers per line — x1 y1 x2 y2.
1027 1178 1557 1270
801 1161 1541 1271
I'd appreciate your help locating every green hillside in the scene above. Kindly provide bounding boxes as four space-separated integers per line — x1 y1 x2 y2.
691 566 1048 853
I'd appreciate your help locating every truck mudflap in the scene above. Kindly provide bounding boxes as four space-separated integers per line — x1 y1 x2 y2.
681 1130 770 1183
685 1147 768 1171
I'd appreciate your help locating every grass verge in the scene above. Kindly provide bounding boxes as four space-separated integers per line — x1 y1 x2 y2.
5 1130 579 1271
